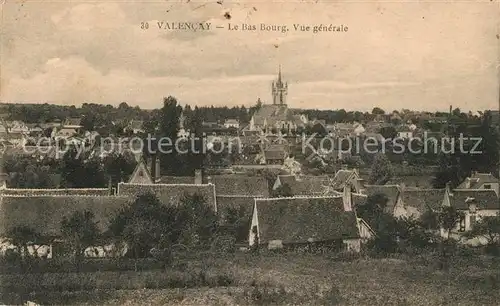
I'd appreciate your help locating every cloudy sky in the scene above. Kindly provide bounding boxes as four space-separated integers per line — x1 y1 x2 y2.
1 1 498 111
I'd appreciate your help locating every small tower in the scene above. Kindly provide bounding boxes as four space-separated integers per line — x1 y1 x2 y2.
272 65 288 105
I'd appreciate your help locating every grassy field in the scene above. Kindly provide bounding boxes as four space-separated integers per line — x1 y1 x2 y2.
2 252 500 305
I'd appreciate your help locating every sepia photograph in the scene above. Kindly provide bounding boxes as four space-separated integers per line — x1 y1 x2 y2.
0 0 499 305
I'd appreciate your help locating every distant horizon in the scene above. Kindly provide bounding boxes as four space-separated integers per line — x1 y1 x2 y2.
1 2 498 112
0 100 497 114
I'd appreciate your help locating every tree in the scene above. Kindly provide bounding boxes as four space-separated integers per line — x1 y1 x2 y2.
368 153 394 184
357 193 388 227
466 214 500 248
80 113 96 132
158 96 182 175
4 226 41 265
109 193 177 259
372 107 385 115
61 210 100 270
176 193 217 248
103 153 136 187
272 183 293 198
379 126 397 139
438 206 464 239
436 206 464 270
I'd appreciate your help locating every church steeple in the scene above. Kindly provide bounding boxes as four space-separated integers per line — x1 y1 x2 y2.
272 66 288 105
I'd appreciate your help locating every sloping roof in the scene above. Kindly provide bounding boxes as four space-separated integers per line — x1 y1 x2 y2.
0 188 109 196
252 105 294 126
216 195 255 225
264 150 287 160
456 173 499 189
254 196 360 244
157 176 194 184
128 120 144 130
449 189 499 210
128 159 154 184
117 183 217 211
0 195 132 236
401 188 445 215
210 175 269 197
63 118 82 127
364 185 401 213
275 175 330 195
330 170 356 189
352 193 368 208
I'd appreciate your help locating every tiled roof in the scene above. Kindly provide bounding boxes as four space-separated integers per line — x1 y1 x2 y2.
330 170 356 189
449 189 499 210
352 193 368 208
157 176 194 184
0 188 110 196
117 183 217 211
365 185 401 213
0 195 132 236
264 150 287 160
456 173 499 189
254 196 360 244
252 105 294 126
64 118 82 126
275 175 330 195
209 175 269 197
401 188 446 215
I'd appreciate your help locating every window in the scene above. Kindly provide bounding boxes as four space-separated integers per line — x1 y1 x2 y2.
470 215 477 229
459 216 465 232
484 184 491 189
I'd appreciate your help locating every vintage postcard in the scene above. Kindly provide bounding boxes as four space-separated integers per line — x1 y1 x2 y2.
0 1 499 305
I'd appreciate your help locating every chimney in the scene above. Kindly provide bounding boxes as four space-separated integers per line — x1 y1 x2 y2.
445 181 452 195
465 177 471 189
150 136 159 183
108 176 113 195
195 169 203 184
150 154 157 183
155 157 160 183
342 185 352 211
399 183 405 197
0 173 8 189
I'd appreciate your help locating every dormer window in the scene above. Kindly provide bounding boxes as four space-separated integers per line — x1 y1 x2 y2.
484 184 491 189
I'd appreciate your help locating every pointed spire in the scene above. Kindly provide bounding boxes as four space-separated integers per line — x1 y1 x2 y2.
278 65 282 84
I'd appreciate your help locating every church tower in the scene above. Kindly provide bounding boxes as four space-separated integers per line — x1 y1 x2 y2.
272 65 288 105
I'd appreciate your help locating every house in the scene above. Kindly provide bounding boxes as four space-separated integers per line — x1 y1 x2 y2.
117 182 217 211
456 172 499 196
396 125 413 139
249 195 373 252
210 175 269 243
28 125 44 136
7 121 29 134
327 169 364 194
126 120 144 134
272 175 330 196
364 184 401 215
223 119 240 129
53 126 79 138
393 186 446 219
264 149 287 165
0 194 132 258
446 189 499 234
208 175 269 197
127 155 201 185
63 118 82 128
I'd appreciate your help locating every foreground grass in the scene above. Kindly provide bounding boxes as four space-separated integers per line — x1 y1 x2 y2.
3 252 500 305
